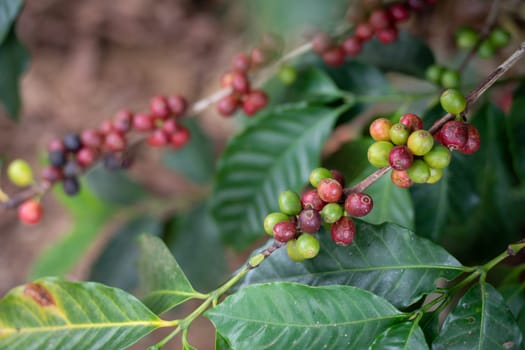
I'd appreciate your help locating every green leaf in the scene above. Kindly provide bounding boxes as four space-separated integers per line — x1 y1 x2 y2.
506 83 525 183
0 0 23 44
207 283 406 349
163 119 214 184
238 222 465 308
89 216 163 291
499 284 525 319
433 282 522 350
137 234 196 315
322 61 390 97
370 321 429 350
30 183 116 279
0 27 29 120
0 278 162 350
215 332 233 350
211 104 346 249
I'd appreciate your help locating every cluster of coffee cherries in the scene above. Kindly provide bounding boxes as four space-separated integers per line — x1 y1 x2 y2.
216 33 284 117
311 0 436 67
263 167 374 262
368 89 480 188
456 26 511 58
425 65 461 89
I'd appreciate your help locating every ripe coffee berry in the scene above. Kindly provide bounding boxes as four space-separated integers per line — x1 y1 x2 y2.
407 159 430 183
322 46 346 67
171 125 191 148
148 129 169 147
317 178 343 203
273 221 297 242
104 131 126 152
242 90 268 116
369 9 391 30
278 190 302 215
345 192 374 217
63 160 82 178
330 169 346 188
407 130 434 156
231 70 251 94
113 110 133 133
369 118 392 141
167 95 188 117
286 240 305 262
439 120 468 150
331 216 356 246
368 141 394 167
388 3 410 22
81 129 103 148
298 208 322 233
342 37 362 57
296 234 320 259
391 169 413 188
48 139 65 152
440 89 467 115
49 150 67 167
301 189 325 211
458 124 481 155
63 133 82 153
133 113 154 131
389 123 410 145
376 27 398 44
321 203 344 224
18 199 43 224
76 147 98 167
217 94 239 117
150 96 170 119
63 176 80 196
231 53 251 72
388 145 413 171
423 144 451 169
309 167 333 188
354 22 374 41
41 166 63 183
263 212 289 235
161 119 178 134
311 32 333 54
7 159 33 187
399 113 423 132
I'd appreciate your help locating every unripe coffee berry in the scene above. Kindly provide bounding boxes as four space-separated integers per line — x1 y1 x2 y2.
407 130 433 156
425 65 444 84
440 89 467 115
407 159 430 183
7 159 33 187
331 216 356 246
368 141 394 167
286 239 305 262
440 120 468 150
296 234 320 259
301 189 325 211
321 203 344 224
423 144 451 169
389 123 410 145
369 118 392 141
273 221 297 242
263 212 289 235
345 192 373 217
18 199 43 224
456 27 478 49
399 113 423 132
309 167 333 188
388 145 413 171
489 28 511 48
278 190 302 215
391 169 413 188
426 167 443 184
278 65 297 85
298 208 322 233
458 124 480 155
317 178 343 203
478 40 495 58
440 70 461 89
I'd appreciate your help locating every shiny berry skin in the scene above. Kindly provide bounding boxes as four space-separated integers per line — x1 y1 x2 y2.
63 133 82 153
243 90 268 116
113 110 133 133
148 129 169 147
342 36 362 57
133 113 154 132
76 147 98 167
311 32 333 54
278 190 302 215
216 94 239 117
426 167 443 184
264 212 289 235
7 159 33 187
150 95 170 120
369 9 392 30
41 166 63 183
388 145 413 170
354 22 374 41
376 27 398 44
425 65 444 84
309 167 333 188
399 113 423 132
391 169 414 188
301 189 325 211
104 131 126 152
407 130 434 156
231 52 251 72
322 46 345 67
298 208 322 233
440 120 468 150
63 176 80 196
278 65 297 85
407 159 430 183
167 95 188 117
231 70 251 93
317 178 343 203
368 141 394 167
286 239 306 262
99 120 115 134
388 3 410 22
440 89 467 115
330 216 356 246
456 27 479 50
370 118 393 141
440 70 461 89
489 28 511 48
171 125 191 148
296 234 320 259
478 40 495 58
423 144 451 169
273 221 297 242
18 199 43 224
345 192 374 217
330 169 346 188
389 123 410 145
458 124 481 155
321 203 344 224
81 129 103 149
161 119 178 134
49 150 67 167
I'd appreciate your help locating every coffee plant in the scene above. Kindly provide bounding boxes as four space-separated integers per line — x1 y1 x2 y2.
1 0 525 349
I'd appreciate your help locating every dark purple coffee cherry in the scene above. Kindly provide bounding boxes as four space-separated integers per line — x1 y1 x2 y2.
440 120 468 150
63 160 82 178
330 216 356 246
63 176 80 196
63 133 82 153
49 150 67 167
388 145 413 171
301 189 325 211
345 192 374 217
273 221 297 242
298 208 322 233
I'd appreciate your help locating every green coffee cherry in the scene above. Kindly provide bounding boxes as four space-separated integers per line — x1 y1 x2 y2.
389 123 410 145
368 141 394 167
320 203 344 224
426 167 444 184
489 28 510 48
425 65 444 84
278 190 302 215
478 40 495 58
407 130 434 156
423 144 451 169
7 159 33 187
456 27 479 49
440 70 461 89
296 234 320 259
440 89 467 115
286 239 306 262
278 65 298 85
309 167 333 188
407 159 430 183
263 212 289 235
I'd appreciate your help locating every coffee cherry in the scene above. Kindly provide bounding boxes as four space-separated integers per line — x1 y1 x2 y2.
342 36 362 57
321 203 344 224
441 70 461 89
48 139 65 152
216 94 239 117
478 40 495 59
407 0 426 11
425 65 444 84
103 153 130 171
150 96 170 120
63 133 82 153
41 166 63 183
458 124 480 155
296 234 320 259
311 32 333 54
273 221 297 242
298 208 322 233
278 190 302 215
391 169 414 188
264 212 289 235
167 95 188 117
426 167 443 184
301 189 325 211
322 46 345 67
286 239 305 262
171 125 191 148
99 120 115 135
309 167 333 188
423 144 451 169
63 176 80 196
441 89 467 115
369 9 392 30
63 160 82 178
7 159 33 187
49 150 67 167
399 113 423 132
369 118 392 141
389 123 410 145
250 47 271 68
330 216 356 246
388 145 413 170
376 27 398 44
345 192 373 217
440 120 468 150
133 113 154 131
148 129 169 147
18 199 43 224
243 90 268 116
76 147 98 167
456 27 479 49
231 52 251 72
354 22 374 41
407 159 430 183
278 65 297 85
231 70 251 94
161 119 178 134
368 141 394 167
388 3 410 22
330 169 346 188
81 129 103 149
407 130 434 156
104 131 126 152
113 110 133 133
317 178 343 203
489 28 511 48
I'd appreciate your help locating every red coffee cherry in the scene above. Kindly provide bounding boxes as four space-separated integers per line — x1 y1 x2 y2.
440 120 468 150
369 9 392 30
81 129 103 149
148 129 170 147
388 3 410 22
273 221 297 242
104 131 126 152
133 113 154 132
342 36 362 56
217 94 240 117
41 166 63 183
99 120 115 135
162 119 178 134
250 47 271 67
243 90 268 116
48 139 65 152
369 117 393 141
167 95 188 117
18 199 43 224
76 147 98 167
322 46 346 67
317 178 343 203
171 125 191 148
113 110 133 134
354 22 374 41
399 113 423 132
330 169 346 188
311 32 333 54
345 192 374 217
391 169 414 188
458 124 480 155
298 208 322 233
389 145 414 170
231 52 251 72
330 216 356 246
408 0 426 11
301 189 326 211
150 95 170 120
231 70 251 94
376 27 398 44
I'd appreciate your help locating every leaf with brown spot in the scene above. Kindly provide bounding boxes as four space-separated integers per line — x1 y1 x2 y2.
23 283 55 307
